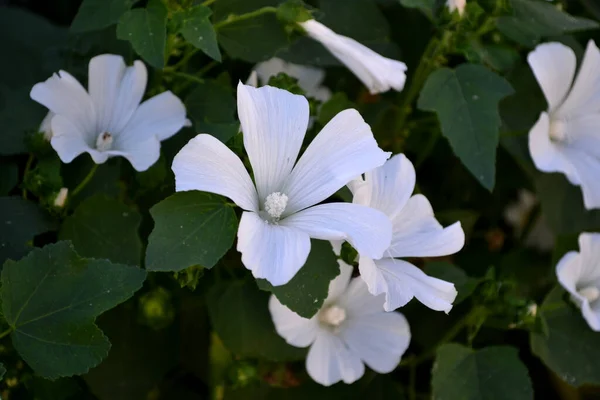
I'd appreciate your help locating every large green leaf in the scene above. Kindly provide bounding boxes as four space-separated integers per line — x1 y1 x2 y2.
146 191 238 272
257 240 340 318
59 195 143 266
206 280 306 361
217 14 289 63
1 242 147 379
418 64 514 191
71 0 135 33
0 196 55 265
431 344 533 400
116 0 167 69
497 0 599 47
174 5 221 61
531 287 600 387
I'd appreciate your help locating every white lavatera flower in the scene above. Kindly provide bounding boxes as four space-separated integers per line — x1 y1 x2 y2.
527 41 600 210
299 20 407 95
269 261 411 386
447 0 466 16
172 83 392 286
556 232 600 331
30 54 188 172
248 57 332 103
350 154 465 312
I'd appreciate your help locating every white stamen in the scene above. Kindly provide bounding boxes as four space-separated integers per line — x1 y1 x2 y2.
319 305 347 327
264 192 288 220
96 132 113 151
549 119 567 142
579 286 600 302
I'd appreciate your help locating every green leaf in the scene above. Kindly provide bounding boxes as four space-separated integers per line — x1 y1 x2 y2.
185 80 238 142
174 5 221 61
399 0 435 19
417 64 514 191
206 280 306 361
425 261 480 304
257 240 340 318
146 191 238 272
277 0 313 23
531 287 600 386
59 195 143 266
497 0 599 47
217 14 289 63
71 0 135 33
0 162 18 195
0 196 55 265
1 242 147 379
432 344 533 400
116 0 167 69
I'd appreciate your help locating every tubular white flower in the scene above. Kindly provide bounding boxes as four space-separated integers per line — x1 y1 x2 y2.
447 0 466 16
350 154 465 312
527 41 600 209
248 57 332 103
172 83 392 286
299 20 407 95
556 233 600 331
30 54 188 172
269 261 411 386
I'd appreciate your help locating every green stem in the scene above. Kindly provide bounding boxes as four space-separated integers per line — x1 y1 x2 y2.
202 0 217 6
22 154 35 199
165 70 205 85
71 164 99 197
213 6 277 30
409 358 417 400
0 327 13 340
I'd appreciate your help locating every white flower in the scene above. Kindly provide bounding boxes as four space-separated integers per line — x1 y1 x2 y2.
503 189 554 251
351 154 465 312
299 20 406 95
556 232 600 331
269 261 411 386
447 0 466 15
30 54 188 172
248 57 332 103
172 83 392 286
39 111 54 141
53 187 68 208
527 41 600 210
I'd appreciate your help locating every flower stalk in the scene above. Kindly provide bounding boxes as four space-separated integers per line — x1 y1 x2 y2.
71 164 99 198
213 6 277 30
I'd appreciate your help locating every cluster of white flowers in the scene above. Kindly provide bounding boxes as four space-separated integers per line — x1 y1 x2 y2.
528 40 600 332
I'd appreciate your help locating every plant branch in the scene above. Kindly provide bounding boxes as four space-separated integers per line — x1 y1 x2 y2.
22 153 35 199
71 163 99 198
0 327 13 340
213 6 278 30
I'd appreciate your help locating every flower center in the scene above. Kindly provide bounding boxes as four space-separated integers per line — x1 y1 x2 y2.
96 132 113 151
319 305 347 327
549 119 567 143
578 285 600 303
264 192 288 220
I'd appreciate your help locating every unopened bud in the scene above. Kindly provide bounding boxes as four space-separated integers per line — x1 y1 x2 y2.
54 188 68 208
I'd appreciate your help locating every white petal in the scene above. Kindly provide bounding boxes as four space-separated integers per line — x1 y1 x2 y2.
253 58 287 84
106 137 161 172
388 194 465 258
300 20 406 94
30 70 97 142
237 83 309 201
339 311 410 373
338 275 388 316
556 250 584 300
528 112 580 185
561 147 600 210
269 295 319 347
50 115 103 164
172 134 258 212
527 42 576 114
576 233 600 284
88 55 147 134
282 203 392 260
39 111 54 140
237 211 311 286
119 91 187 143
359 257 457 312
246 70 259 87
284 109 390 213
581 301 600 331
447 0 466 15
352 153 416 219
306 331 365 386
254 58 329 101
325 260 354 303
556 40 600 118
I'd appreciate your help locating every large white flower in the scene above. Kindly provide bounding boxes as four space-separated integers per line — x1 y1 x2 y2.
299 20 406 95
556 232 600 331
447 0 466 15
30 54 188 172
527 41 600 210
269 261 411 386
172 83 392 286
350 154 465 312
247 57 331 103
